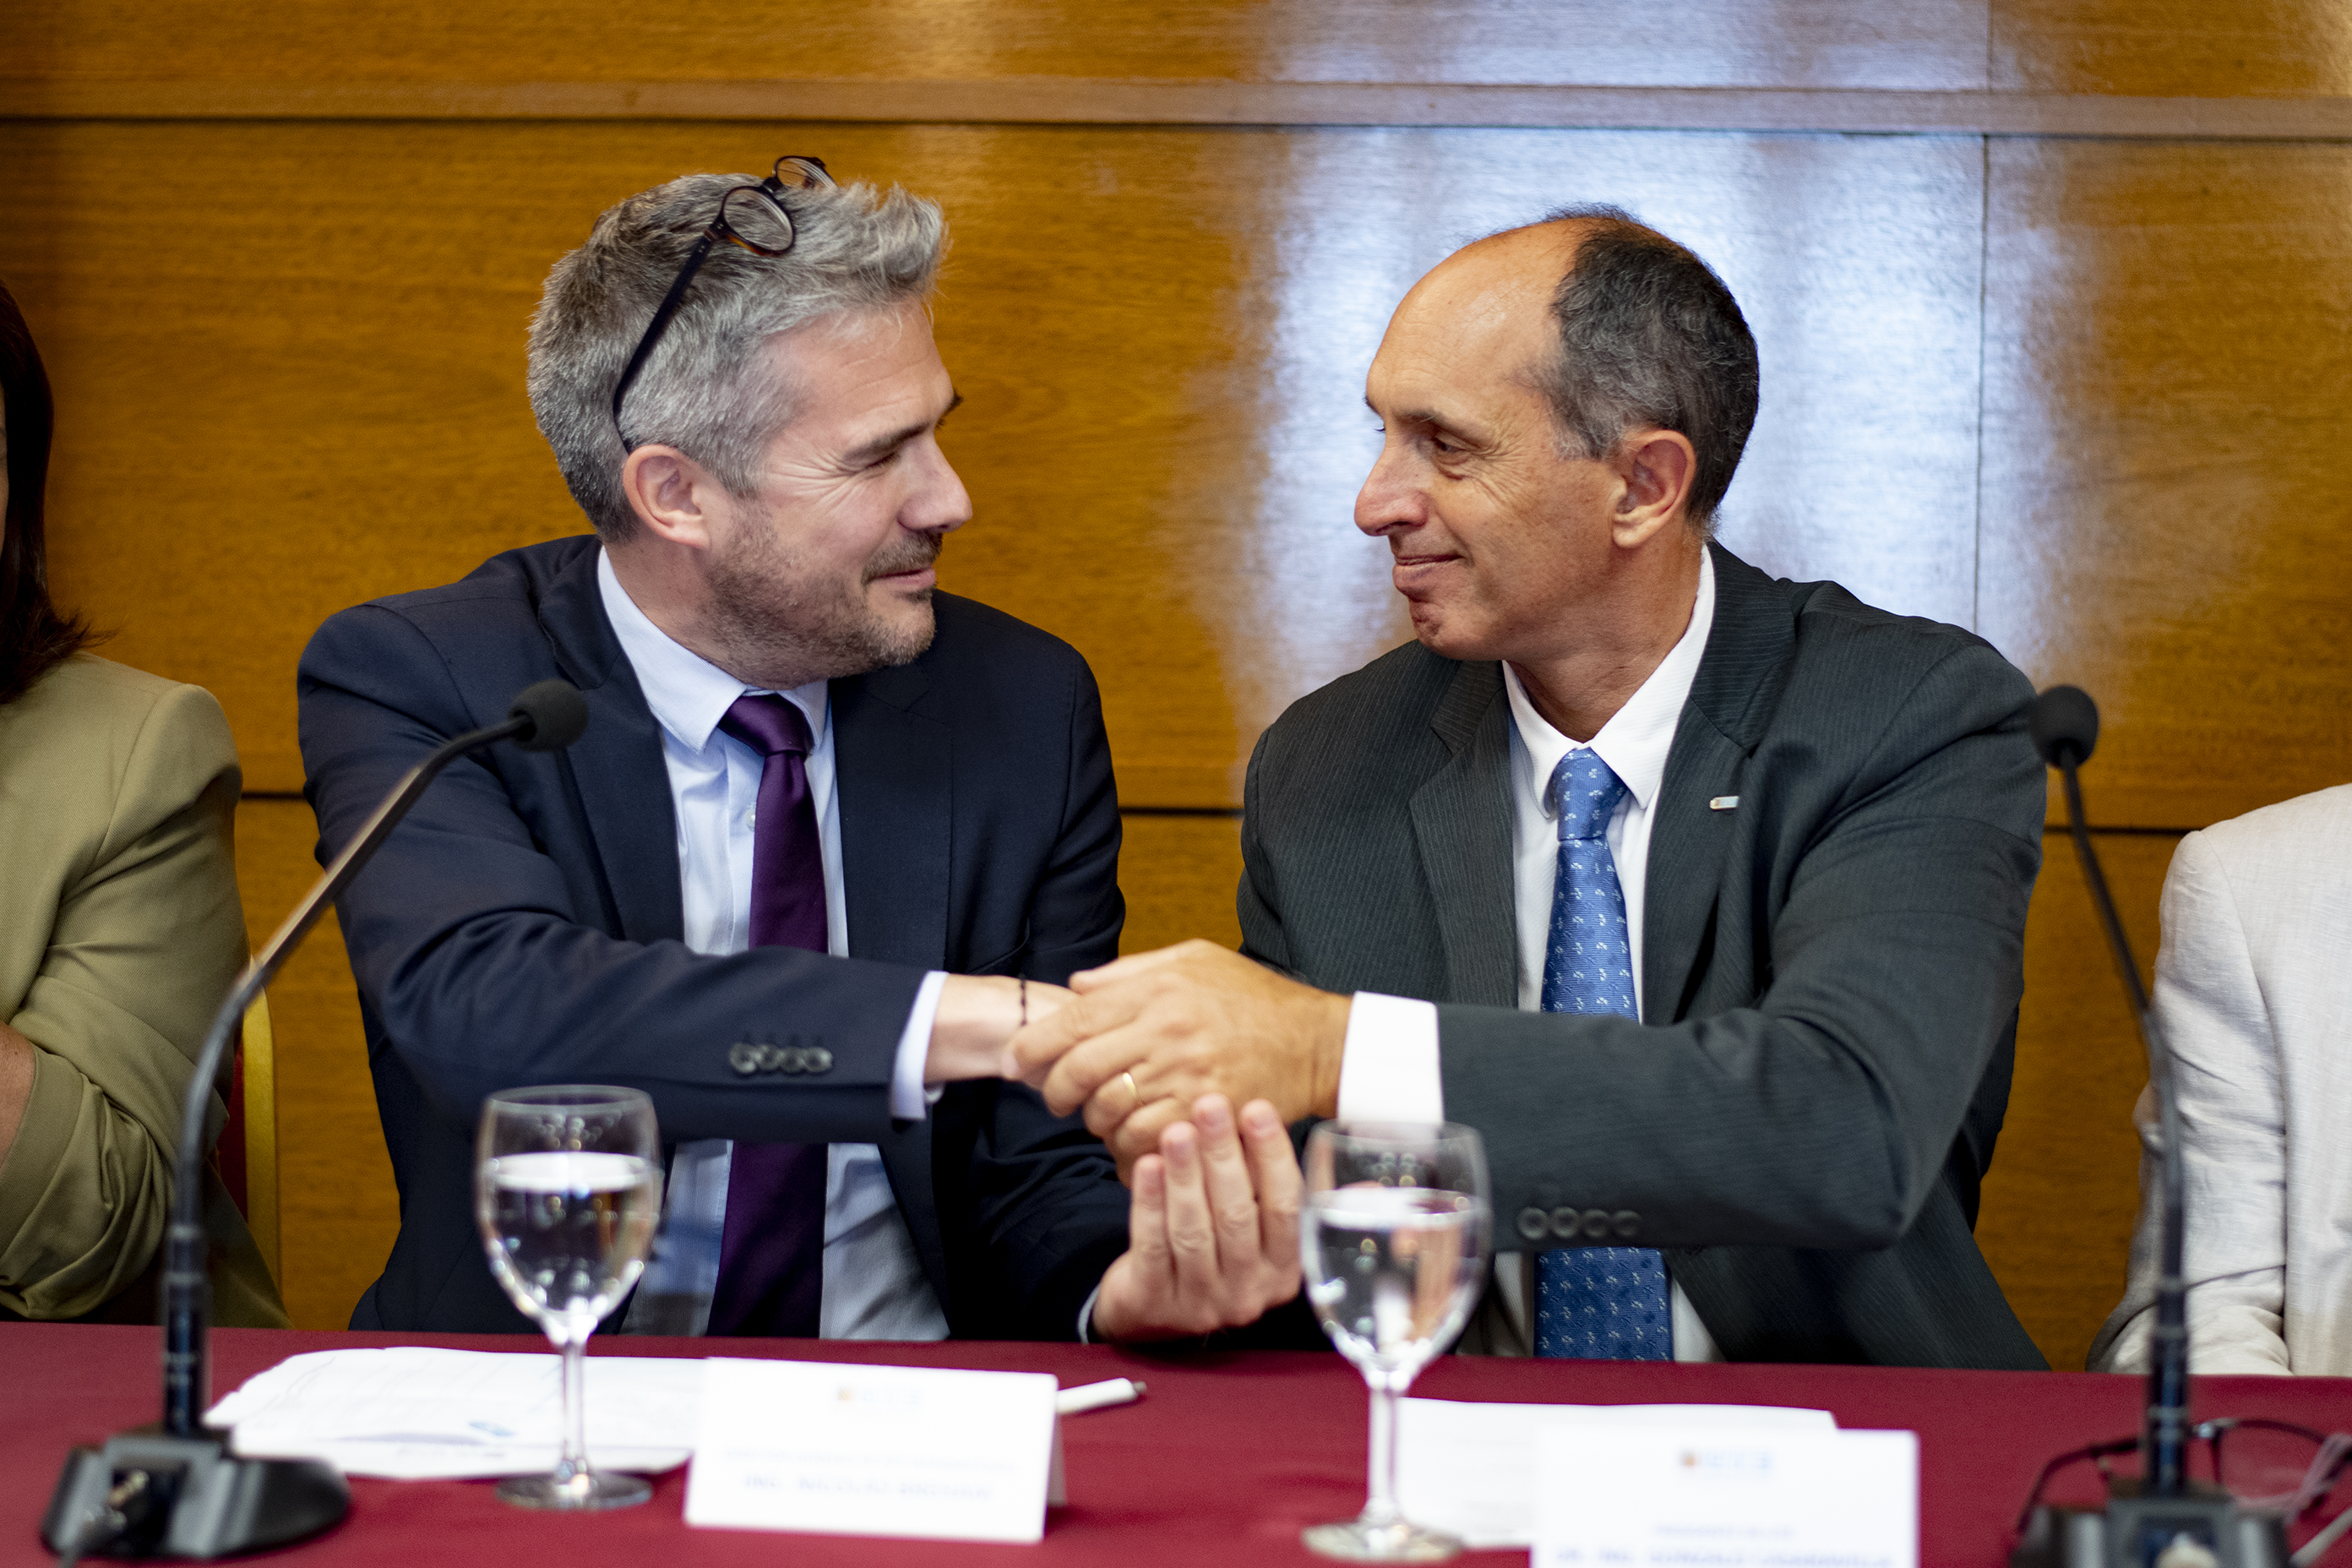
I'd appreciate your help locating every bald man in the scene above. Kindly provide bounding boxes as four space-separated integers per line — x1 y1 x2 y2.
1014 208 2049 1369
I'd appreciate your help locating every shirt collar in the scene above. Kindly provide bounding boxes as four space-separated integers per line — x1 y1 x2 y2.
595 546 828 754
1505 547 1717 819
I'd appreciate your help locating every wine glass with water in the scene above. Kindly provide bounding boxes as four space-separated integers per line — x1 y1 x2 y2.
474 1085 663 1511
1300 1120 1491 1563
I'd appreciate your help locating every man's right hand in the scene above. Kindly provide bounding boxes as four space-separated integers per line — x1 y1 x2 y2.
925 974 1072 1082
1005 940 1348 1168
1089 1094 1304 1342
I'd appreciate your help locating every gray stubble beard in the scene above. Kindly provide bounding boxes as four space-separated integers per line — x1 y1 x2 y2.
702 509 941 691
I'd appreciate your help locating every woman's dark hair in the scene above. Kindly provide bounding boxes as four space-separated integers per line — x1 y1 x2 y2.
0 279 95 704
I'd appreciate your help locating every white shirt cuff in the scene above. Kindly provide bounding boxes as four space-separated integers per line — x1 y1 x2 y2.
1075 1282 1103 1343
892 971 950 1120
1336 993 1445 1124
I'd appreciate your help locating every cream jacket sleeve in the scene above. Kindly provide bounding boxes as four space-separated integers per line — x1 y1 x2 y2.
2089 786 2352 1376
0 656 285 1324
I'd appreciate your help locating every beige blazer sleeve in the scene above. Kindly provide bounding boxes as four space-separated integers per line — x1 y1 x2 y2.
0 656 285 1324
2089 827 2290 1374
2089 784 2352 1376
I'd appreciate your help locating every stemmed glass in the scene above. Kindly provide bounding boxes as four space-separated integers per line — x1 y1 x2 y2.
1299 1120 1491 1563
474 1085 664 1511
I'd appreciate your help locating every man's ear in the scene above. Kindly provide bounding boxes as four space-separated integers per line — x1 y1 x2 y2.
619 444 725 551
1609 428 1697 549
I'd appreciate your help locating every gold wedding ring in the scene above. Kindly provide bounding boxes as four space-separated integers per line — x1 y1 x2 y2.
1119 1070 1142 1115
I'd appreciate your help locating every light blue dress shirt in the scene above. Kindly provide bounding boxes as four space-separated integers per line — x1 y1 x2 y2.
596 549 950 1341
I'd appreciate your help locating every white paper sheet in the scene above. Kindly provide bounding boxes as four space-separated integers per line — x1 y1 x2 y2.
1533 1424 1918 1568
205 1348 699 1479
684 1358 1061 1543
207 1348 1130 1486
1396 1396 1838 1549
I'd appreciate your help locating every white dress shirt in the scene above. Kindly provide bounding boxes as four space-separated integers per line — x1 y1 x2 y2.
1337 550 1722 1360
596 549 950 1341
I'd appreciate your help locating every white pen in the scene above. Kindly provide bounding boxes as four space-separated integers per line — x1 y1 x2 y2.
1055 1377 1146 1416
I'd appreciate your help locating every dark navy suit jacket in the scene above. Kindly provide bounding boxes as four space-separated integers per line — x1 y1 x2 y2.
297 535 1131 1337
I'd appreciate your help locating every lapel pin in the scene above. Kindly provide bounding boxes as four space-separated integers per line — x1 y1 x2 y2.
1708 796 1740 811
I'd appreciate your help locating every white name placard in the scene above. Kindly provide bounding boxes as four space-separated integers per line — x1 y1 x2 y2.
685 1358 1061 1544
1397 1398 1837 1549
1533 1424 1919 1568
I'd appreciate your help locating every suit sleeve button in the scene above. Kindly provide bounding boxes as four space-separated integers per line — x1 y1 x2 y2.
808 1047 833 1073
1516 1207 1550 1242
1582 1209 1614 1239
1549 1206 1580 1240
1613 1211 1641 1239
728 1043 761 1075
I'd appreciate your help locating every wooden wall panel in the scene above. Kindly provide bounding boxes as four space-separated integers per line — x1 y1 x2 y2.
1 120 1250 803
5 120 1986 807
1977 139 2352 831
1115 816 1244 957
232 801 397 1331
1993 0 2352 98
14 1 1994 90
1978 832 2171 1373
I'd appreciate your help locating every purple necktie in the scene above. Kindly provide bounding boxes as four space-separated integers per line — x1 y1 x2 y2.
705 694 830 1338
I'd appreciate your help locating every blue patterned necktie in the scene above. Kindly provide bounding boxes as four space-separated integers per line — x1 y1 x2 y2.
1533 751 1673 1361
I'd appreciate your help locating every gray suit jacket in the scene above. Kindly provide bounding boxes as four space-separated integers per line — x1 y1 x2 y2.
1240 546 2048 1369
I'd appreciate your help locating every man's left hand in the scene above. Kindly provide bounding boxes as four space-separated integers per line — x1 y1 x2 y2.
1008 940 1349 1169
1088 1094 1303 1342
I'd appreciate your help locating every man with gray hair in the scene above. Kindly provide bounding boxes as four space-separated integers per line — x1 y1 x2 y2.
1014 209 2051 1368
299 157 1299 1343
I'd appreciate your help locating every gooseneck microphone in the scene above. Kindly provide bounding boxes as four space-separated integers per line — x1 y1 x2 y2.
2012 685 2284 1568
42 681 588 1563
2031 687 2191 1500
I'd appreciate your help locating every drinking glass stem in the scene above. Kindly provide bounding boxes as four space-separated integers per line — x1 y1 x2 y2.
1364 1375 1405 1528
553 1329 590 1490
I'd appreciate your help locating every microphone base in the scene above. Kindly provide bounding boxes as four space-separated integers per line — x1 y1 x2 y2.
42 1429 348 1560
2013 1484 2287 1568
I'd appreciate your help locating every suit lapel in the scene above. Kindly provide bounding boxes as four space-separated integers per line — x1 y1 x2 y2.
536 544 684 944
831 657 952 1306
831 662 950 972
1408 660 1519 1009
1644 714 1744 1022
1643 546 1794 1021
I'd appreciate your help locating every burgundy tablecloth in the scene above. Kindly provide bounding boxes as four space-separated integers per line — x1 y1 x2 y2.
6 1325 2348 1566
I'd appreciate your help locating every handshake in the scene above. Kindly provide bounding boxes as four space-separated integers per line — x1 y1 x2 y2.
926 943 1353 1342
